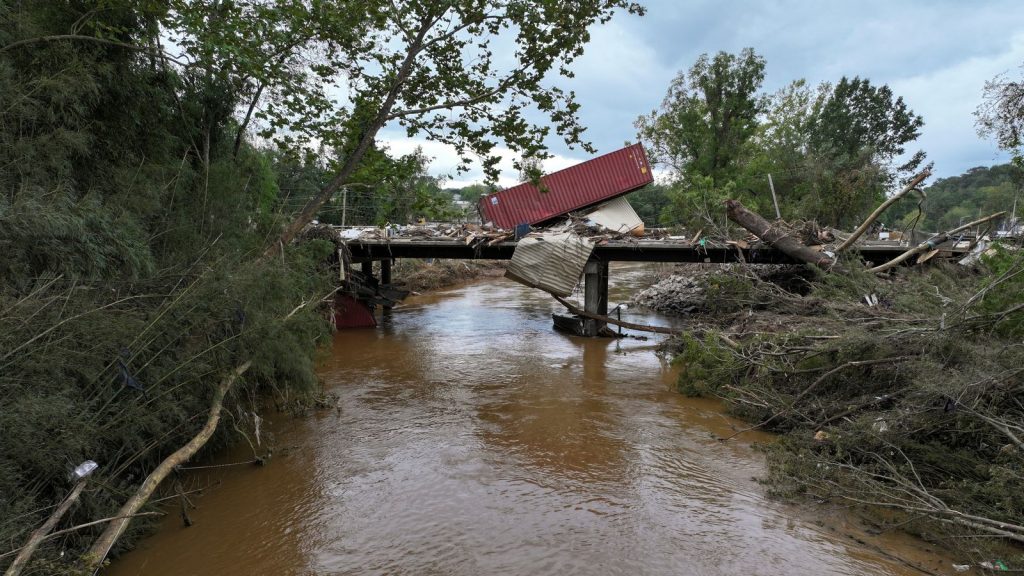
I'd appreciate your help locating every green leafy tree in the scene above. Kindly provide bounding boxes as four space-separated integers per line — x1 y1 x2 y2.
743 77 926 226
808 76 925 175
635 48 766 226
797 76 926 225
183 0 648 247
636 48 765 182
639 52 929 228
887 164 1022 232
741 79 828 218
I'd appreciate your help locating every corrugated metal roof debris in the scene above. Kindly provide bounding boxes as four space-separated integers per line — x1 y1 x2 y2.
504 227 595 297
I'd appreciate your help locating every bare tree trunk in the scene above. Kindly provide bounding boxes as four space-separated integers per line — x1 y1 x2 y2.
233 82 265 159
83 362 251 569
724 200 835 269
836 170 930 252
868 211 1006 273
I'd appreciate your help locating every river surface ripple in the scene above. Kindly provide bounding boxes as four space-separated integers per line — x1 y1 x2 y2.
109 263 951 575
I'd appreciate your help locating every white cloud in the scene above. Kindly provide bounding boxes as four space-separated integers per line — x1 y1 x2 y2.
891 31 1024 175
372 1 1024 188
377 131 587 188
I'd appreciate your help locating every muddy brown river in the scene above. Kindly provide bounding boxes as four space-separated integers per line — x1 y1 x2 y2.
108 263 954 575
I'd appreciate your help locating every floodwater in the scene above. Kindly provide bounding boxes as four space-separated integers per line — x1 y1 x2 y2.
109 263 953 575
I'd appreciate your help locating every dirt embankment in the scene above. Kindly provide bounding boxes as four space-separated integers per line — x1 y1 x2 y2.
392 259 506 293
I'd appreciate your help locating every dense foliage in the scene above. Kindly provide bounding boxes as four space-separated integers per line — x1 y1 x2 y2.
637 49 927 229
1 1 641 571
0 3 339 570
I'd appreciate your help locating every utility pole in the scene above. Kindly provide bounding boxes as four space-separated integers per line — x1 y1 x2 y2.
341 188 347 227
768 173 781 219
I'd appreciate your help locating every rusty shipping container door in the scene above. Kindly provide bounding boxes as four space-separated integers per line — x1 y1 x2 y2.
478 143 653 230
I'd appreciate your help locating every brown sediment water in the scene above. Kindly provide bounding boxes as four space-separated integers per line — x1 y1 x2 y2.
108 263 954 576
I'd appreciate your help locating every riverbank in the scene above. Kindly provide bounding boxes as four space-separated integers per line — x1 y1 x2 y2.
392 258 507 292
631 253 1024 569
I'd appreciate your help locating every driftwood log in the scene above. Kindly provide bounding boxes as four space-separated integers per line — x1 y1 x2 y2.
4 480 88 576
724 200 834 269
549 294 741 349
551 294 679 335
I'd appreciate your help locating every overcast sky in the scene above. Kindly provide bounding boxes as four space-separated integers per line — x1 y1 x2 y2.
379 0 1024 188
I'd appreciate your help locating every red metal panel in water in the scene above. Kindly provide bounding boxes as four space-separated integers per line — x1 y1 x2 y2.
333 294 377 329
478 143 653 229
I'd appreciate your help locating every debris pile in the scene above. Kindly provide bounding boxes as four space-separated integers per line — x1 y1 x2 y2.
334 222 515 247
631 265 724 315
631 263 820 319
661 247 1024 566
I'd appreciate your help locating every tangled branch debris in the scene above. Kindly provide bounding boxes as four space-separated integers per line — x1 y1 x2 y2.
638 243 1024 565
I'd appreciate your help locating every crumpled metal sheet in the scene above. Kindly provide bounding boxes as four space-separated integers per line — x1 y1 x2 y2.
504 228 595 297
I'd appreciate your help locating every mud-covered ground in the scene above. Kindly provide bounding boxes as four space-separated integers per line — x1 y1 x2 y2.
392 258 506 293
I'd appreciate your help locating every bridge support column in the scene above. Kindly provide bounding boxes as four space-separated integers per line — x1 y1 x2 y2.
360 261 375 312
380 259 393 313
583 259 609 337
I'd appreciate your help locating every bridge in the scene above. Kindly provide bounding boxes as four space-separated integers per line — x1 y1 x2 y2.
345 236 922 264
340 231 966 337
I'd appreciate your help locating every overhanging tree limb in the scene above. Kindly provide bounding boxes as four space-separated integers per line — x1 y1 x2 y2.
265 17 432 257
0 34 187 65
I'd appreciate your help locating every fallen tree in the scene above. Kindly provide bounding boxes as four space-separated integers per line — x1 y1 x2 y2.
724 200 836 268
868 211 1005 273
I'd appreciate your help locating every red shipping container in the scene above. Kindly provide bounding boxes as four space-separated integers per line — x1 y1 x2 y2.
478 143 653 230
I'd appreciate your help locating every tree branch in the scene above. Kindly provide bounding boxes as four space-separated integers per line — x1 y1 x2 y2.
868 211 1006 273
836 170 930 252
84 362 251 569
267 17 434 256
